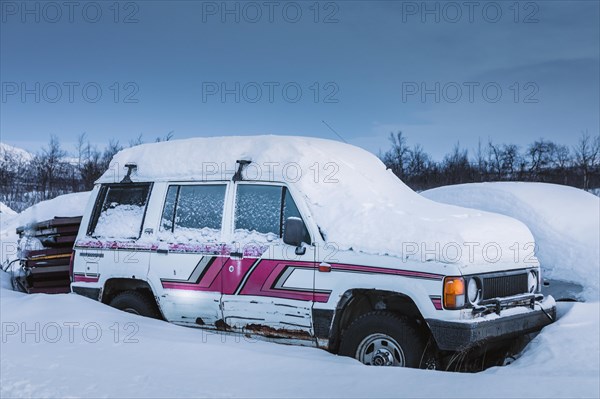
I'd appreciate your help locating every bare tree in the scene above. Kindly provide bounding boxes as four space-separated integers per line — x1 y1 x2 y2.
129 133 144 147
487 140 503 180
442 142 473 184
473 138 488 181
573 131 600 190
80 146 104 189
155 131 174 143
34 135 67 199
527 139 556 180
75 132 87 171
381 131 411 179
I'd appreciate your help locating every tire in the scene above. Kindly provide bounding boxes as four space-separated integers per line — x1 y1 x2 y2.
339 311 435 368
109 290 162 319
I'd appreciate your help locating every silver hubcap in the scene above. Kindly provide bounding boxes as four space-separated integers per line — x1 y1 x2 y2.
356 333 405 367
123 307 140 315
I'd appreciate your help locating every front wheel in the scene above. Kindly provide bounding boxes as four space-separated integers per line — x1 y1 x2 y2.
339 311 435 368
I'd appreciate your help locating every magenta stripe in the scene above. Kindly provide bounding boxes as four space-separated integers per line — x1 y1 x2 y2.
330 263 444 280
73 274 99 283
430 298 443 310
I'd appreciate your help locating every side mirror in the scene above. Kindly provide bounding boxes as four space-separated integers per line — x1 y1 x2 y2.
283 217 306 248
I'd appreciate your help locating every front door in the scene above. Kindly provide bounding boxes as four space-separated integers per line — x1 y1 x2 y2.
221 183 316 340
148 183 229 328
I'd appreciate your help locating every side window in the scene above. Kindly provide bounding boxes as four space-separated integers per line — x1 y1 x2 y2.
88 183 151 239
234 184 310 244
159 184 226 242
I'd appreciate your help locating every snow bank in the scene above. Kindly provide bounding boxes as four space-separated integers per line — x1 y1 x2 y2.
1 270 597 398
0 192 91 264
16 191 90 226
0 202 16 216
99 136 534 266
423 183 600 300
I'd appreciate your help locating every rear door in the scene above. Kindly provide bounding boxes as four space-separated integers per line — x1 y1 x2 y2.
220 182 317 339
74 183 152 284
147 182 229 328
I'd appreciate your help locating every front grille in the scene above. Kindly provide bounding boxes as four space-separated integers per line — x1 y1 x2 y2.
482 273 528 300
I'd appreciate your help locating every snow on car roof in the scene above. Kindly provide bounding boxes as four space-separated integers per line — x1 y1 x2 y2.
98 135 534 265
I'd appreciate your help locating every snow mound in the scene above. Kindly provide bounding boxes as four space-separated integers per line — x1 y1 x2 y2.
99 136 534 266
0 202 16 215
0 192 91 264
423 182 600 300
16 191 90 226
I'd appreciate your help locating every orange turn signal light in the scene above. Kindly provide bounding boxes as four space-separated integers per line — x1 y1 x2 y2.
443 276 465 309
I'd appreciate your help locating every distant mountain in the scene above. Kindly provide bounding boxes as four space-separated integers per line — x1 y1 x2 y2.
0 142 33 163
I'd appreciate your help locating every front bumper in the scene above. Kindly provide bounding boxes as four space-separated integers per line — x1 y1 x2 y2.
426 296 556 352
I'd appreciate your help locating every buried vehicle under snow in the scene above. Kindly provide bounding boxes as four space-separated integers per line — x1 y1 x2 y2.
70 136 555 368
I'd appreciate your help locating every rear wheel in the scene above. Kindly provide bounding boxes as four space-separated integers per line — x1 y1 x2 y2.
109 290 162 319
339 311 436 368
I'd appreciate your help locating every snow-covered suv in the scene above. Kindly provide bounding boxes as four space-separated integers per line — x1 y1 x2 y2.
71 136 555 368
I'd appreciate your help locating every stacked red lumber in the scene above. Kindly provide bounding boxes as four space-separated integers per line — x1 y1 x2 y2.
16 216 82 294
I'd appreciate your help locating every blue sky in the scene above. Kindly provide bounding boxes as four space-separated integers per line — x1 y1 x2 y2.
1 0 598 159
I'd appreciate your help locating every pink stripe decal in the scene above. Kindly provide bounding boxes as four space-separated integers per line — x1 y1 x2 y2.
239 260 329 303
161 258 223 291
221 258 257 295
430 296 443 310
76 240 269 257
330 263 444 281
73 274 99 283
161 258 443 303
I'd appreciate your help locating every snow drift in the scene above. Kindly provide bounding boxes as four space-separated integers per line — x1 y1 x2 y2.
423 182 600 301
0 202 16 216
0 192 91 264
99 136 535 267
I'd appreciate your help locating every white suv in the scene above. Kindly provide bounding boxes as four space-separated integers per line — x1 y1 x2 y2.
71 136 555 368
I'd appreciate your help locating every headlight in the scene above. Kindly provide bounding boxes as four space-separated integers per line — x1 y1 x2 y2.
467 278 480 304
528 270 538 293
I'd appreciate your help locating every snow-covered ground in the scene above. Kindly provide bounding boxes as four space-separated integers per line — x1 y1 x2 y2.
1 270 598 398
423 182 600 301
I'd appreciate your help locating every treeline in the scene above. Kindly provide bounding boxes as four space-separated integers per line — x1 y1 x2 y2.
1 131 598 213
380 131 600 192
0 132 173 212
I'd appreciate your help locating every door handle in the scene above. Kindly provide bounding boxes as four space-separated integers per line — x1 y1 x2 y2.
157 249 169 255
230 252 243 259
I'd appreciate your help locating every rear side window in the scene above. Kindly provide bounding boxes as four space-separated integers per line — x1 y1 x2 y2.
234 184 310 243
159 184 226 242
88 184 151 239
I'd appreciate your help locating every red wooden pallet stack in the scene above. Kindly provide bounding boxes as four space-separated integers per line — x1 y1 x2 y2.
16 216 82 294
